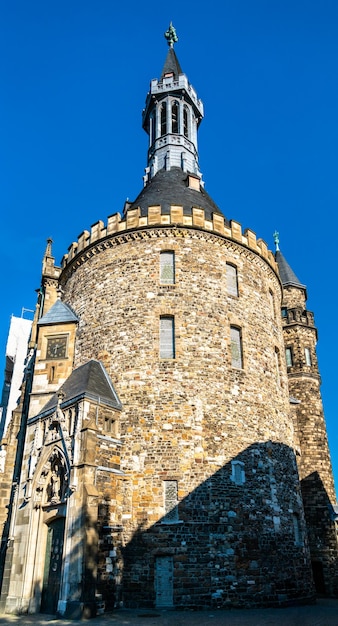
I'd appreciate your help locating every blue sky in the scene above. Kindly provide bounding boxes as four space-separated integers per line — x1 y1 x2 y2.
1 2 338 488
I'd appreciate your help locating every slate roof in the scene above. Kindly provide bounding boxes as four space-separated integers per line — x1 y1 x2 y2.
38 300 79 326
275 249 306 290
129 167 227 224
160 47 183 79
330 504 338 520
36 360 122 418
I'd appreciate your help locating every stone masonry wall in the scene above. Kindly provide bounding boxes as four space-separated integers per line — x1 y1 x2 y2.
282 284 338 596
58 223 315 606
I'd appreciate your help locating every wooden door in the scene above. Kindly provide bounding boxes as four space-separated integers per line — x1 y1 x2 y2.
40 517 65 613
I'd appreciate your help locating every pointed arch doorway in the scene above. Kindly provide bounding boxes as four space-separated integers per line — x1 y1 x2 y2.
40 516 65 614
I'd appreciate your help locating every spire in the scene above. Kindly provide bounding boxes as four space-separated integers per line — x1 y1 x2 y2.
42 237 56 277
274 233 306 291
142 26 204 184
160 46 183 80
44 237 53 259
161 23 182 79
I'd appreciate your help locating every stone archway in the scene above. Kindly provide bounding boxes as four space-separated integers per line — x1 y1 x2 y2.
28 447 70 614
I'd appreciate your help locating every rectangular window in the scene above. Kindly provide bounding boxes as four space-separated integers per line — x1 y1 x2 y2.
48 365 55 383
293 513 302 545
104 417 115 433
269 289 276 318
230 326 243 369
285 347 293 367
160 316 175 359
163 480 178 522
160 251 175 284
226 263 238 296
305 347 312 366
231 461 245 485
275 348 281 386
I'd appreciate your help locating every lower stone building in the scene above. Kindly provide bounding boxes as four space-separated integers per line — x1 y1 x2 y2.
0 25 337 617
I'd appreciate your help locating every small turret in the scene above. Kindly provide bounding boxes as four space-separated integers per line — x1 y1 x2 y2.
40 238 61 317
142 24 204 184
275 232 338 596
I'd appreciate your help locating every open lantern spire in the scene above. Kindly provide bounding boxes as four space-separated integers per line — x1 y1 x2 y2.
142 25 204 185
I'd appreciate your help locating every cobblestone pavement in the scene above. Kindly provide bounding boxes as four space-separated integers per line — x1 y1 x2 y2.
0 599 338 626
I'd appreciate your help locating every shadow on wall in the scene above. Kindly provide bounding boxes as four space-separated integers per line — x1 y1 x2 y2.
90 442 338 610
38 505 100 619
300 471 338 597
116 441 320 610
1 441 338 616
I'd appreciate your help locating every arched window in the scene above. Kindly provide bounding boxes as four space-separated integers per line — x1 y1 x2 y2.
150 111 156 144
160 102 167 136
172 101 179 134
183 106 189 138
231 460 245 485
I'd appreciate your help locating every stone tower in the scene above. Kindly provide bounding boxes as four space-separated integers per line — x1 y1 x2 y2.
0 25 337 617
275 235 338 595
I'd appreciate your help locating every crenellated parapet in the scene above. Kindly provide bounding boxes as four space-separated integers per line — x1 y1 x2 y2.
60 206 278 276
283 307 316 330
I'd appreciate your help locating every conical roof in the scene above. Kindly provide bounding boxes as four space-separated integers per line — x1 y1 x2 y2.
36 360 122 418
160 47 183 79
275 249 306 290
129 167 227 223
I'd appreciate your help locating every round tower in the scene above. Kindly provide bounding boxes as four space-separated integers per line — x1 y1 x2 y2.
56 28 315 608
2 27 325 617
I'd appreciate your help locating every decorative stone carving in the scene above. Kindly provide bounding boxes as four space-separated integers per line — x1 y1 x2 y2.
46 450 68 504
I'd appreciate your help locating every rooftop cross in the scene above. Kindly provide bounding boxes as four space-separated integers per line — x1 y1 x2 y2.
164 22 178 48
273 230 280 252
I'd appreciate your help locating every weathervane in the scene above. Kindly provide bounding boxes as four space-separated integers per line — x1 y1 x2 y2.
164 22 178 48
273 230 280 251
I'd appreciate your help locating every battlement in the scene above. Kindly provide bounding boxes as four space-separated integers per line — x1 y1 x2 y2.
60 206 279 276
283 307 315 328
150 74 203 111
